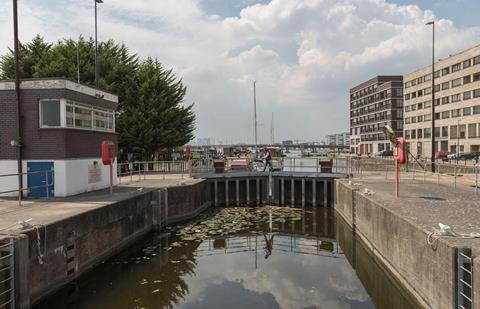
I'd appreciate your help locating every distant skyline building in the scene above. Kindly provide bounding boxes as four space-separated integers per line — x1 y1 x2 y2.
349 76 404 155
325 132 350 147
403 44 480 158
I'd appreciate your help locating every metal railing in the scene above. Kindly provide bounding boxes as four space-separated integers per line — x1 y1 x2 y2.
0 170 55 206
340 156 480 195
456 247 474 309
117 161 193 184
0 239 15 309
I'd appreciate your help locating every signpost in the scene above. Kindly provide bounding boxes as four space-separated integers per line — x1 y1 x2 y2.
384 126 406 197
102 141 116 194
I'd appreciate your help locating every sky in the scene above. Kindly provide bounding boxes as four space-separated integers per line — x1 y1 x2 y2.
1 0 480 144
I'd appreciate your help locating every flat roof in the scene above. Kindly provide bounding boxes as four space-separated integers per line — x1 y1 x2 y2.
404 43 480 78
0 78 118 104
350 75 403 94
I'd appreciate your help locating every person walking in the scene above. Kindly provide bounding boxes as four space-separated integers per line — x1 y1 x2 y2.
262 148 273 172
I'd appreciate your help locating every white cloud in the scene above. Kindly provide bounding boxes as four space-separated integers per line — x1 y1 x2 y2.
1 0 479 142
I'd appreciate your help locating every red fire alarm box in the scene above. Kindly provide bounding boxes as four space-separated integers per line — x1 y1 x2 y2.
356 144 363 156
394 138 406 164
102 141 116 165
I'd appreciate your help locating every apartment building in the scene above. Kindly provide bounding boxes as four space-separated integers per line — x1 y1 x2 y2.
349 76 404 155
403 44 480 158
325 132 350 147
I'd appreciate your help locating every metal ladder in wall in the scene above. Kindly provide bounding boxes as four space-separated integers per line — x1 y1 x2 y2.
0 239 15 309
457 248 474 309
157 189 169 230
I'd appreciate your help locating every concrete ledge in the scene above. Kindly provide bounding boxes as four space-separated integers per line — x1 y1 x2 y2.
335 180 463 309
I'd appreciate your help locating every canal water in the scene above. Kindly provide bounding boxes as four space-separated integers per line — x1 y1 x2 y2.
35 207 418 309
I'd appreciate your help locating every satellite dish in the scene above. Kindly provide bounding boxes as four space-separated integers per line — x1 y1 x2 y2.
384 125 398 145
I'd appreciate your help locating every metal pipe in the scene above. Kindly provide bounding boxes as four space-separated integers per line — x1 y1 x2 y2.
426 21 436 173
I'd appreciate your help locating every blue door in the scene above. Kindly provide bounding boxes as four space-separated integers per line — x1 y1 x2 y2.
27 162 54 198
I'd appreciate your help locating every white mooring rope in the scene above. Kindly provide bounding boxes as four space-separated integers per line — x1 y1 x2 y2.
427 223 480 246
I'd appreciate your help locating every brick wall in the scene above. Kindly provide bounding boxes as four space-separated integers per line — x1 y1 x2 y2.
0 87 118 160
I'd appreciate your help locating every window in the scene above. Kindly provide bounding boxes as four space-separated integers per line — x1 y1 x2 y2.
451 78 461 88
442 126 448 138
441 82 450 90
435 127 441 138
474 89 480 98
474 73 480 82
464 91 471 101
411 79 417 86
442 111 450 119
452 109 461 117
442 96 450 105
74 105 92 129
418 129 423 139
412 92 417 99
66 104 74 127
405 117 411 124
459 125 466 139
424 87 432 95
417 103 423 110
474 106 480 115
39 100 61 127
405 81 411 88
405 93 410 100
405 130 410 139
451 94 461 102
424 128 431 138
464 75 471 84
435 112 441 120
464 107 471 116
417 115 423 122
411 129 416 139
452 63 461 72
424 114 432 121
468 123 478 138
424 101 432 108
434 84 440 92
450 126 458 139
463 59 471 69
417 77 423 84
434 70 441 78
442 67 450 76
474 56 480 65
424 74 432 81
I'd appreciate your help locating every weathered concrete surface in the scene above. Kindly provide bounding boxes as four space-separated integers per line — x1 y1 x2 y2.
335 178 480 309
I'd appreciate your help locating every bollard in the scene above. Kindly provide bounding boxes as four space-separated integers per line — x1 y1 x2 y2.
454 165 457 190
475 165 478 196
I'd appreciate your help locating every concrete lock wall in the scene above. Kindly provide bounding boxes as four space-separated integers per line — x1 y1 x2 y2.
335 180 457 309
18 180 211 306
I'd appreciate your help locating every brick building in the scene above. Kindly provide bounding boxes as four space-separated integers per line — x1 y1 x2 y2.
403 44 480 158
0 78 118 197
349 76 404 155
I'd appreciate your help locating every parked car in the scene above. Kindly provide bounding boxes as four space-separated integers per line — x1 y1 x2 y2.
376 150 393 157
435 151 450 162
458 151 480 161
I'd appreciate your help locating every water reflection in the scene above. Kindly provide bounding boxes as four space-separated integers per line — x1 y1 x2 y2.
335 215 421 309
35 207 411 309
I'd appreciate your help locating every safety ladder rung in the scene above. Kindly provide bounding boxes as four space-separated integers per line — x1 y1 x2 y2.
459 252 472 261
0 276 12 285
0 254 12 261
460 266 472 274
460 292 472 303
460 279 472 289
0 288 13 297
0 299 13 308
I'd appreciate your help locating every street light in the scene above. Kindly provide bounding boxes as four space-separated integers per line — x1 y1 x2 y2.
95 0 103 88
426 20 435 172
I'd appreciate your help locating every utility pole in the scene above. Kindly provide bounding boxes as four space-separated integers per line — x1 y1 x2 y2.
13 0 23 200
426 21 436 172
253 81 258 157
94 0 103 88
270 112 275 145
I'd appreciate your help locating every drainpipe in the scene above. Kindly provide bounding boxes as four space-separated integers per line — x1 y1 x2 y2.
13 0 23 199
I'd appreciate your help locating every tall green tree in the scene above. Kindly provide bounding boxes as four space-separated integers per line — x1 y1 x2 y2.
117 58 195 160
0 36 195 160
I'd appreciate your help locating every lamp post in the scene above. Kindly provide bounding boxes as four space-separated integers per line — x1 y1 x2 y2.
253 81 258 158
94 0 103 88
426 21 435 172
12 0 23 202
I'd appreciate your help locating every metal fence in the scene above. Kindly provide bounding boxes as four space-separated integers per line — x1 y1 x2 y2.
0 170 55 205
0 239 14 309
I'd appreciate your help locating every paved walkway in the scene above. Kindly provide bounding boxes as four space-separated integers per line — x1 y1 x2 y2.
0 175 200 234
346 174 480 250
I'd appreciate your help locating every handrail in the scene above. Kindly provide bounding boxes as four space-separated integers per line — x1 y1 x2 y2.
0 170 54 205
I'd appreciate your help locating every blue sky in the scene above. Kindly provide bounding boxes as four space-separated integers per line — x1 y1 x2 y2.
0 0 479 143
